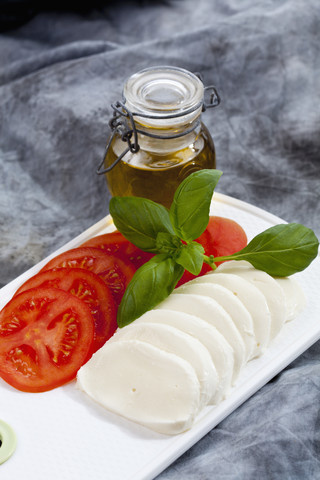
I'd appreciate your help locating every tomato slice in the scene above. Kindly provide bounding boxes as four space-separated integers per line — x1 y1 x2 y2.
0 287 95 392
40 247 136 305
15 268 117 353
81 231 154 269
177 216 248 286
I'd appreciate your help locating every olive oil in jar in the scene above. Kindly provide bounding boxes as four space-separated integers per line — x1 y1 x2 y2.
105 123 215 209
100 66 219 208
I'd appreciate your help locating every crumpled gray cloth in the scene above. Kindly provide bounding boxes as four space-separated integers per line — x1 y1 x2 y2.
0 1 319 478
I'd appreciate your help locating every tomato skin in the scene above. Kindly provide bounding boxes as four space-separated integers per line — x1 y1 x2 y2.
40 247 136 306
15 268 117 353
203 216 247 259
81 231 154 268
0 287 95 392
177 216 247 286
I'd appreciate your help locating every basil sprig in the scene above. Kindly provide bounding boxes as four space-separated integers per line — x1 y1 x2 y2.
211 223 319 276
109 169 319 327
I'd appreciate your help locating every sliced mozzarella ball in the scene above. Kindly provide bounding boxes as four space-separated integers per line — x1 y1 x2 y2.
77 339 201 435
274 276 306 322
175 282 255 361
189 272 271 358
217 261 286 339
134 309 234 403
156 293 246 383
110 323 218 408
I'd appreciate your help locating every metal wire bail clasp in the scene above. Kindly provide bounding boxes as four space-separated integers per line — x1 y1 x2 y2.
193 72 220 111
203 85 220 111
96 101 140 175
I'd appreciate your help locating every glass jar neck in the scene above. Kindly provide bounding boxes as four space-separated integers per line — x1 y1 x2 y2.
133 116 202 153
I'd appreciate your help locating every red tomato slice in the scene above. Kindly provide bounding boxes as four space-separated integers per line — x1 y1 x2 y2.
15 268 117 353
0 287 95 392
177 216 248 286
40 247 136 305
81 231 154 269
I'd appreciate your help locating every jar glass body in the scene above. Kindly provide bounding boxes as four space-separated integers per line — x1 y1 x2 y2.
104 123 215 208
103 66 217 208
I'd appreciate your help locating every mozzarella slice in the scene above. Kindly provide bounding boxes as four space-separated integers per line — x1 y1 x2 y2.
110 323 218 408
217 261 286 339
189 272 271 357
175 282 255 361
274 276 306 322
77 339 201 435
134 309 234 403
156 293 246 382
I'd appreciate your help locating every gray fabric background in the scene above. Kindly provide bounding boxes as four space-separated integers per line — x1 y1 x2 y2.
0 1 319 478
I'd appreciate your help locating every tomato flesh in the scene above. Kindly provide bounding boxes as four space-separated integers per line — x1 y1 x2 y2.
81 231 154 268
15 268 117 353
0 287 95 392
177 216 248 286
40 247 136 305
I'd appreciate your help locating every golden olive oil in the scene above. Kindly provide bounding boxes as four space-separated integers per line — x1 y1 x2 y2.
104 124 216 208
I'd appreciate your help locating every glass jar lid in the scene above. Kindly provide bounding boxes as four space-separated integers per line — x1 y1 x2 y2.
123 66 204 127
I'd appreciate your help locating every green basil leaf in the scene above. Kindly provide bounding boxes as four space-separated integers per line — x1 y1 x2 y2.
156 232 182 255
109 196 175 253
169 169 222 241
117 255 184 327
175 242 205 275
219 223 319 276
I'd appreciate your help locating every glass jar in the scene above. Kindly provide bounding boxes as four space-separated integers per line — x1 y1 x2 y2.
98 66 220 209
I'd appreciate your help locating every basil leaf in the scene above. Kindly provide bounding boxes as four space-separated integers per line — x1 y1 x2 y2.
117 255 184 327
219 223 319 276
175 242 205 275
170 169 223 241
156 232 181 255
109 196 175 253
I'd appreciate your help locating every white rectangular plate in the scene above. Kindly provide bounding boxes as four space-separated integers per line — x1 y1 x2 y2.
1 193 319 480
